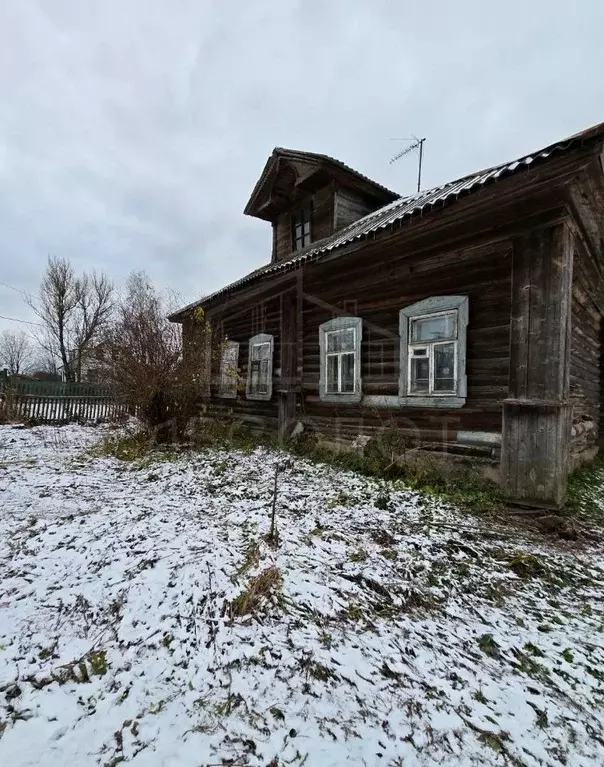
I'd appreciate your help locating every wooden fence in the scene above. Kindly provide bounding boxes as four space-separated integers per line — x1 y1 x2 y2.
0 377 128 424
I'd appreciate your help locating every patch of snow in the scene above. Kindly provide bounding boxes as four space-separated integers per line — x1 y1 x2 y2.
0 424 603 766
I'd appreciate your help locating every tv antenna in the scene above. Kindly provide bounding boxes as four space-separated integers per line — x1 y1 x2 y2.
389 136 426 193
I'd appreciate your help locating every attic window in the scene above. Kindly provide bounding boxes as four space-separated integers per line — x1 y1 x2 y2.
292 207 311 251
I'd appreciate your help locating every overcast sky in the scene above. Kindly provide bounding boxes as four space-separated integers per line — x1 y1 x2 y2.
2 0 604 334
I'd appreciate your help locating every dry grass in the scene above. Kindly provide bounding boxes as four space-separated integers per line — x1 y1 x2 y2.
228 565 282 618
232 540 261 583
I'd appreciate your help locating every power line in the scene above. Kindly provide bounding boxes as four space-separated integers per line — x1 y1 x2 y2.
0 279 33 298
0 314 43 327
0 280 40 327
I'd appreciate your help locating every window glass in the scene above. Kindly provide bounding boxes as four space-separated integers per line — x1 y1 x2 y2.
326 328 355 353
250 359 270 394
434 343 455 391
410 356 430 393
340 353 355 392
252 342 270 360
250 361 260 393
293 208 312 250
401 298 467 403
320 317 361 401
326 354 338 393
411 313 456 342
220 342 239 397
259 360 269 392
247 337 272 398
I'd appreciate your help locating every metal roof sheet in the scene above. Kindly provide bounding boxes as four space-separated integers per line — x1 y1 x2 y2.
172 122 604 319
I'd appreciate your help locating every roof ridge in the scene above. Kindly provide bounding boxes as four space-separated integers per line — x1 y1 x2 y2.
171 119 604 319
270 146 399 199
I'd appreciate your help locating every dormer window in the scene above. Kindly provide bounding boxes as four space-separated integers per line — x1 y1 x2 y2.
292 207 312 251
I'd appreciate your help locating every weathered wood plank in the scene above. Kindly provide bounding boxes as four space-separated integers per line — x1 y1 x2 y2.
502 223 574 507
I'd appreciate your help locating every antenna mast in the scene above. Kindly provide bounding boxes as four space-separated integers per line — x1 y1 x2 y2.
389 136 426 193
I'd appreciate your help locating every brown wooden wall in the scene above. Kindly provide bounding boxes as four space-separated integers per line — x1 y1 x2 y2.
272 213 291 262
300 239 513 444
198 296 282 430
334 187 378 231
272 186 335 262
184 236 514 446
570 240 601 454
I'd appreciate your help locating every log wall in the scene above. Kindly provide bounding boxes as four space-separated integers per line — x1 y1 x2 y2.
272 186 335 262
204 296 282 430
300 238 513 444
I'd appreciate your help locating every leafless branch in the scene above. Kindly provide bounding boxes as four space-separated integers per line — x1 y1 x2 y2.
0 329 34 374
27 255 114 381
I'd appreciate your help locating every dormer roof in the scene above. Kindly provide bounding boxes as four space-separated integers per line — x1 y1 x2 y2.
243 147 399 221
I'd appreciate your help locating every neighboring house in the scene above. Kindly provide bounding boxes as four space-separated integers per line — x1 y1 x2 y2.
58 343 116 383
170 122 604 509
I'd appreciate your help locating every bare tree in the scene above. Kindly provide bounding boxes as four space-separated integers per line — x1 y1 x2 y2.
28 256 114 381
29 349 61 381
0 329 34 374
110 272 215 440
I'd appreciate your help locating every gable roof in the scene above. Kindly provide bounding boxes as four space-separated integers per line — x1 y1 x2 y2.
171 120 604 321
243 147 398 219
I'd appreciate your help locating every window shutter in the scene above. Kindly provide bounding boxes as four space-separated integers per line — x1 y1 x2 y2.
218 341 239 399
246 334 274 400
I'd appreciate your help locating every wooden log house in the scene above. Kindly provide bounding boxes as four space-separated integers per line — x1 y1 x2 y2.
170 123 604 508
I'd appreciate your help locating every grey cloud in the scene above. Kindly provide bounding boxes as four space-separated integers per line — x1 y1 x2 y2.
1 0 604 332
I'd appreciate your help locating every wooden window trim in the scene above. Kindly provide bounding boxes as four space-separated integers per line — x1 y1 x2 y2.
246 333 274 401
218 340 239 399
319 316 362 404
398 296 468 408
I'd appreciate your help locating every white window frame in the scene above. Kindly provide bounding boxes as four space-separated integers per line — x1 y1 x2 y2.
399 296 468 408
319 316 362 404
218 340 239 399
246 333 274 401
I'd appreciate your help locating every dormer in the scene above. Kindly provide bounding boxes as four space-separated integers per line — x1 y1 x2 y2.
244 148 398 263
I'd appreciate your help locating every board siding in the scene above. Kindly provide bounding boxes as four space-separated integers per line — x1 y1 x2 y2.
334 187 378 231
272 186 335 263
570 239 601 457
501 224 573 508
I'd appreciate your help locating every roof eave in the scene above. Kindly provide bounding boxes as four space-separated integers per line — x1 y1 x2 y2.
172 120 604 322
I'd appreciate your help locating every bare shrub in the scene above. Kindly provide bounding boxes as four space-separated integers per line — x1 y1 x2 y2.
109 272 217 442
0 385 19 424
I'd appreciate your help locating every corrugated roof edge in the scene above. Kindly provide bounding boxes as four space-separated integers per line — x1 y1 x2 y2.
170 120 604 321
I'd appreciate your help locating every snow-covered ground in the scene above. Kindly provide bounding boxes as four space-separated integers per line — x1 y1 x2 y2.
1 424 603 767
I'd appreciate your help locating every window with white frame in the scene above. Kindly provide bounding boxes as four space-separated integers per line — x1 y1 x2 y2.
246 333 274 400
218 340 239 398
319 316 362 403
399 296 468 408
